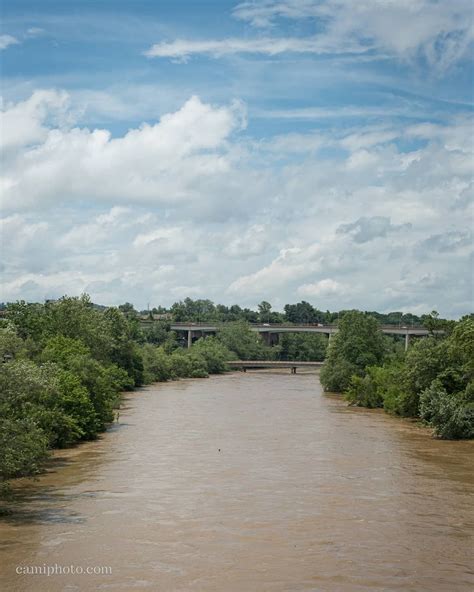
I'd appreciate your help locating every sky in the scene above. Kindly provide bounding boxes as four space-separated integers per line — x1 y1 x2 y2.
0 0 473 316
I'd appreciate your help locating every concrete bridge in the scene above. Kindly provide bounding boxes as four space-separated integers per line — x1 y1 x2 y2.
227 360 324 374
155 322 436 351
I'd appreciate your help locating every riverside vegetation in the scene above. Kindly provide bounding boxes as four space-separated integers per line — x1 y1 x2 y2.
0 296 472 496
320 310 474 440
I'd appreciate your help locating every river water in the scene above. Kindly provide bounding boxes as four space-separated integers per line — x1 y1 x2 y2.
1 371 473 591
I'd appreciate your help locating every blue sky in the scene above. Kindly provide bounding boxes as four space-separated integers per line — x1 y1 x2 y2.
1 0 473 315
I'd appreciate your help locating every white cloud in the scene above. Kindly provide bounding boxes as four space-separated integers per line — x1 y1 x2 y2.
145 1 472 73
0 89 70 151
224 225 268 257
340 129 399 151
0 35 19 51
233 0 474 72
227 245 324 295
132 226 185 251
144 35 368 60
298 279 344 297
255 105 422 120
0 93 246 210
1 91 472 316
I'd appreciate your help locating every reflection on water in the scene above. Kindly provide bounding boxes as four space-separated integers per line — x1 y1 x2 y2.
1 371 473 591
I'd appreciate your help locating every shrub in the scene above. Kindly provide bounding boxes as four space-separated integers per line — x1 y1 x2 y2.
345 369 383 408
191 337 234 373
420 380 474 439
320 356 358 392
0 418 49 484
141 344 172 382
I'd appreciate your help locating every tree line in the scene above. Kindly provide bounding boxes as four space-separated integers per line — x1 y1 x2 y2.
320 311 473 440
112 297 427 326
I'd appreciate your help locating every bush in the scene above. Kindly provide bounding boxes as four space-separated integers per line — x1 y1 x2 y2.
0 418 49 484
420 380 474 439
187 352 209 378
320 356 358 392
169 349 209 379
141 344 172 382
0 360 93 449
191 337 234 373
41 335 131 431
345 369 383 408
342 318 474 439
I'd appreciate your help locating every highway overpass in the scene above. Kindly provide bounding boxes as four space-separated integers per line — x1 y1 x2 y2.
138 321 438 351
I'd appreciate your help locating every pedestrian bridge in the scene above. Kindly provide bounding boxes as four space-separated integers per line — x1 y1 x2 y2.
227 360 324 374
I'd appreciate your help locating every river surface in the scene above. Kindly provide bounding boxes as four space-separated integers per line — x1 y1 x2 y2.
1 371 473 592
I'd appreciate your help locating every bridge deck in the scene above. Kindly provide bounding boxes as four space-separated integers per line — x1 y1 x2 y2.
163 322 434 336
227 360 323 369
227 360 323 374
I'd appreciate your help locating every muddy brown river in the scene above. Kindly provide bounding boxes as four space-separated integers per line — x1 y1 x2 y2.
1 371 473 591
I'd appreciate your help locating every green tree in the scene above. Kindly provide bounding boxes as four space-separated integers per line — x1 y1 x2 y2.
420 380 474 439
0 418 49 490
192 337 235 373
277 333 327 361
217 322 270 360
284 301 323 324
258 301 272 323
320 311 385 392
0 324 24 361
141 344 173 382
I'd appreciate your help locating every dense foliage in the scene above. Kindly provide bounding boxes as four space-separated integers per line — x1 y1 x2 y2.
320 311 386 392
275 333 328 362
325 312 474 439
0 296 237 493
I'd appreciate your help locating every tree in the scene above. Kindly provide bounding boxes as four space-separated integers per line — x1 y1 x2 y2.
118 302 138 319
320 311 385 392
217 322 270 360
5 301 47 341
277 333 327 361
143 321 177 350
170 298 217 322
0 418 49 489
103 307 144 386
420 380 474 439
192 337 235 373
141 344 173 382
284 301 323 324
258 301 272 323
0 324 24 361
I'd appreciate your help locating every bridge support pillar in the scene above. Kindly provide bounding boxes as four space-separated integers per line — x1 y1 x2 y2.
261 332 279 346
187 330 192 349
405 333 410 351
